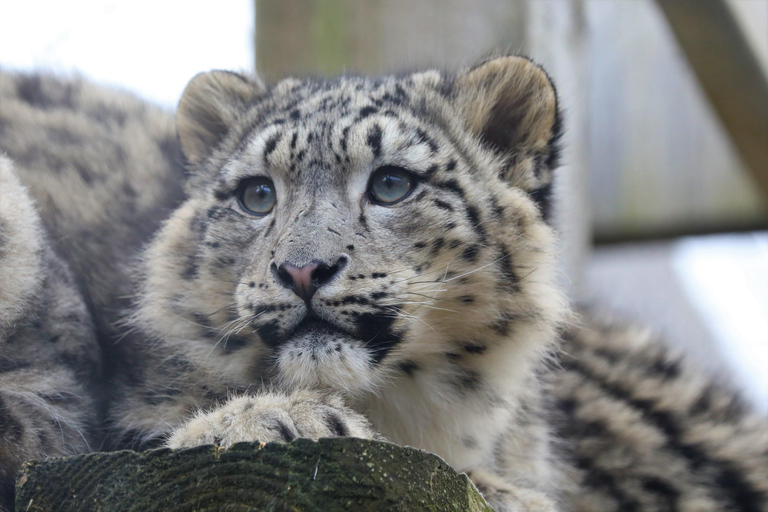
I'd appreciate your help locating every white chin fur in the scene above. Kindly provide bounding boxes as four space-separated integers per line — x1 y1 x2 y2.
276 331 376 394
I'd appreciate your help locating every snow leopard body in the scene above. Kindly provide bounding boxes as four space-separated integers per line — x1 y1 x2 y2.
0 59 766 511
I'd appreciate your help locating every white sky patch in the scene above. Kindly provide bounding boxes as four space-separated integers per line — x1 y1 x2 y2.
672 232 768 414
0 0 254 107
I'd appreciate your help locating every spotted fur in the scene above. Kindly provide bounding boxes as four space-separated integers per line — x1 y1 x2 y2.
0 156 100 511
0 57 765 512
553 314 768 511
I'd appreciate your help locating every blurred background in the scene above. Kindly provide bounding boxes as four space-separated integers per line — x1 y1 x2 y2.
1 0 766 413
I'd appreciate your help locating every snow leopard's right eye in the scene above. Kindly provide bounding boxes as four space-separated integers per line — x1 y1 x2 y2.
236 177 276 216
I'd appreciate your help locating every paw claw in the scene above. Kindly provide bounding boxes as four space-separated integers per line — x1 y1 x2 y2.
167 391 377 449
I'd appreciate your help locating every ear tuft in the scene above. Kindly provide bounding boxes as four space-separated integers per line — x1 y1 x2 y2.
455 56 561 193
177 71 265 164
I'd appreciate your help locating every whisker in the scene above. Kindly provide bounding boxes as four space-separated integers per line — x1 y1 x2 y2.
402 291 446 300
381 306 437 333
441 255 504 283
380 301 459 314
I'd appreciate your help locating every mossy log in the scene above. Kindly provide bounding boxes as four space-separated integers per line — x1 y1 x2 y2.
15 438 491 511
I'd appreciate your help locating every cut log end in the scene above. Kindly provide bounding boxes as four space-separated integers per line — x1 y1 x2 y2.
16 438 492 511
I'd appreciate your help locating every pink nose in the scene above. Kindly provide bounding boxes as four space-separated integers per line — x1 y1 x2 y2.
274 257 348 303
279 262 320 302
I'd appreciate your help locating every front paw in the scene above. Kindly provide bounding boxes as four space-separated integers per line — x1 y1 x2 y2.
468 469 558 512
167 390 379 449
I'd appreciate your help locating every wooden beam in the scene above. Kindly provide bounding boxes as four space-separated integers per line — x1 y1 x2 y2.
255 0 528 83
16 439 491 511
657 0 768 196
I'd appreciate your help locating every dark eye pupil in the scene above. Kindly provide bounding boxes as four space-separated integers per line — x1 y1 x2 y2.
370 166 415 204
238 178 276 215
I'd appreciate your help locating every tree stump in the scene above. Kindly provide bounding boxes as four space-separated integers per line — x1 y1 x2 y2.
15 438 491 511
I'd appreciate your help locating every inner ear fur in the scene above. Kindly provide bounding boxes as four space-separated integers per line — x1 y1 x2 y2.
456 55 561 192
177 70 265 165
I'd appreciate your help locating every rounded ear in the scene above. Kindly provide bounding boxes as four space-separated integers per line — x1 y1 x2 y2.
455 56 562 194
177 71 266 164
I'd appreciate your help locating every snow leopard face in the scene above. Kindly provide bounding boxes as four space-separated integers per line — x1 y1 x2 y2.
140 56 566 396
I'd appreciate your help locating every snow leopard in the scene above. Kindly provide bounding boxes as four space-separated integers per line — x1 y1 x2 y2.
0 56 766 512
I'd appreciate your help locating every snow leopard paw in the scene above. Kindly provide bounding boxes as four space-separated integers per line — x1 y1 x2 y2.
468 469 559 512
167 390 379 449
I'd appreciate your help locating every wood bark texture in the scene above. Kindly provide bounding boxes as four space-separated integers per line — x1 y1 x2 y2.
15 438 491 512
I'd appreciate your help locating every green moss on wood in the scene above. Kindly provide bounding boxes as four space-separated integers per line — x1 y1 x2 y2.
16 438 491 511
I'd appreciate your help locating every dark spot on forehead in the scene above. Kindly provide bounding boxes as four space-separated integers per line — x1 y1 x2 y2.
358 106 378 118
435 179 466 200
425 164 439 177
340 126 350 152
366 124 383 158
263 133 282 163
415 128 438 153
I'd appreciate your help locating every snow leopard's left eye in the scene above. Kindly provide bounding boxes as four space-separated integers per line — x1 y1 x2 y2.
237 177 276 216
368 166 417 205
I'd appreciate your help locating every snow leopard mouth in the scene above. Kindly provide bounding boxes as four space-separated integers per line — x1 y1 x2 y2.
290 314 350 339
257 310 403 365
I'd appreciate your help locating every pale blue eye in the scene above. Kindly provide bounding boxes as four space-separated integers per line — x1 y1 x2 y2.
369 166 416 205
238 177 276 215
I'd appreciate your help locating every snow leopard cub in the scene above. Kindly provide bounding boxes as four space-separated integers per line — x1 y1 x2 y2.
2 55 766 512
128 55 569 511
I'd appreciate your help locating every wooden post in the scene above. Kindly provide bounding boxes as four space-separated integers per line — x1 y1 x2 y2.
657 0 768 196
16 438 491 511
256 0 528 81
526 0 591 296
